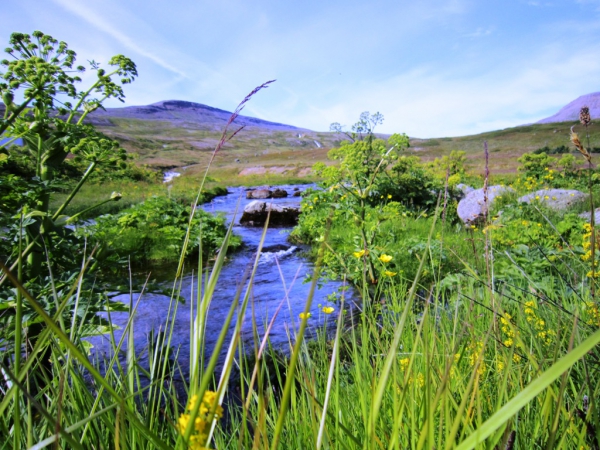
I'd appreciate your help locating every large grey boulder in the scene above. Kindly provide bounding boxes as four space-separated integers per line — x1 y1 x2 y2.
518 189 586 210
240 201 301 226
246 189 272 199
457 185 514 225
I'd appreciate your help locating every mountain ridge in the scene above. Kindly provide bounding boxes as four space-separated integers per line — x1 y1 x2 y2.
537 92 600 124
86 99 306 132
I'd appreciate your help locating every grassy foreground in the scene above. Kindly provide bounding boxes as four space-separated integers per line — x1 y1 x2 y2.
2 186 600 449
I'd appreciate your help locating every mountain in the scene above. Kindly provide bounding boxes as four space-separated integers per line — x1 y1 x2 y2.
537 92 600 124
87 100 304 131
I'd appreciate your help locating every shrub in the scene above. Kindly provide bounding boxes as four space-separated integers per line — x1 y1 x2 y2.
82 196 240 265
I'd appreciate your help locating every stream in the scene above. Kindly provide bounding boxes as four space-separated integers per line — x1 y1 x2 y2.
88 184 358 381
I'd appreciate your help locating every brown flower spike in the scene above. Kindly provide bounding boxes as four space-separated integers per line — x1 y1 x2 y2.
580 106 592 126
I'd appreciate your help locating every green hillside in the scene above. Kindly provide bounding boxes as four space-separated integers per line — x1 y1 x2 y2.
94 116 600 183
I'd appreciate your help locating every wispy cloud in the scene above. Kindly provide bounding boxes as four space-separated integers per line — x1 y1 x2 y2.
464 27 494 38
51 0 188 78
274 39 600 137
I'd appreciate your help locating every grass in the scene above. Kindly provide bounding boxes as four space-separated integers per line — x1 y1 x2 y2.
49 178 228 219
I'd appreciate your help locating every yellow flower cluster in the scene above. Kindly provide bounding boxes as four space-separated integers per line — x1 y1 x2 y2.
499 314 522 364
522 176 541 191
399 357 410 370
495 355 505 372
582 223 593 261
583 301 600 327
543 168 555 181
581 224 599 280
467 341 486 376
397 357 424 388
524 300 555 345
178 391 223 450
500 314 515 347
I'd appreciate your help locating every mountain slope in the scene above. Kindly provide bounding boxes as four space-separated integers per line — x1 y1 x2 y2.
88 100 304 132
537 92 600 124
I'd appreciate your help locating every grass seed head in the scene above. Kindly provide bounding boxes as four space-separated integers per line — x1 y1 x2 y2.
570 126 591 163
579 106 591 126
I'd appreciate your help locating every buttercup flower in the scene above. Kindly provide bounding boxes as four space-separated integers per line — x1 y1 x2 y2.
299 312 312 319
379 254 393 263
322 306 334 314
353 249 367 258
384 270 397 277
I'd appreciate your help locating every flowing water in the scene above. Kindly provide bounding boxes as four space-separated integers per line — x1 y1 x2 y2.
89 184 357 380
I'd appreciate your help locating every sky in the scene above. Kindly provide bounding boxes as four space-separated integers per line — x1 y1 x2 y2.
4 0 600 138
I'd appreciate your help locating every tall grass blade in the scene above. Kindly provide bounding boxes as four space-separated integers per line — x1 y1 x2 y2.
316 293 345 449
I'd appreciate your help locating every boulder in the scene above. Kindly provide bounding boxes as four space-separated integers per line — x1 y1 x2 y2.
518 189 586 210
246 189 272 199
457 185 514 225
293 191 302 197
240 201 301 226
579 208 600 223
261 243 292 253
271 188 288 198
455 183 475 200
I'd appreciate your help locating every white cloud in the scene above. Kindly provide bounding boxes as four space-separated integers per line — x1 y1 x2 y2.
51 0 188 78
464 27 494 38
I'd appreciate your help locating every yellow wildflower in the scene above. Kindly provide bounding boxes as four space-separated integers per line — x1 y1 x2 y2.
353 249 367 258
299 312 312 319
523 300 555 345
415 373 425 387
322 306 334 314
178 391 223 449
468 341 486 376
379 254 393 263
584 301 600 326
384 270 397 277
399 357 410 370
496 356 505 372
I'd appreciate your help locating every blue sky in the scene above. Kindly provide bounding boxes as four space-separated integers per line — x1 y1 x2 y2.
5 0 600 137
